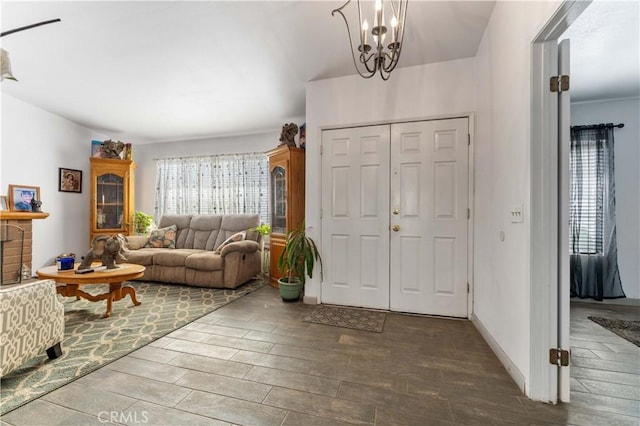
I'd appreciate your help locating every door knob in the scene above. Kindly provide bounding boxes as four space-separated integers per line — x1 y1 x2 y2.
392 225 400 232
392 208 399 215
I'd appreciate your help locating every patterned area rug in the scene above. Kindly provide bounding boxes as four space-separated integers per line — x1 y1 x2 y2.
303 305 386 333
589 316 640 347
0 279 265 415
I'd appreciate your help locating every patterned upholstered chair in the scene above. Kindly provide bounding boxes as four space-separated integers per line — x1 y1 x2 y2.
0 279 65 376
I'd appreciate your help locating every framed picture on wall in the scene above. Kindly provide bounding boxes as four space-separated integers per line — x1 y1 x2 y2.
0 195 8 211
59 168 82 193
8 185 41 211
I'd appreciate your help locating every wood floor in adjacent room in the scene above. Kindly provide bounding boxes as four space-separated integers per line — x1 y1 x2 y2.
2 286 639 425
569 300 640 424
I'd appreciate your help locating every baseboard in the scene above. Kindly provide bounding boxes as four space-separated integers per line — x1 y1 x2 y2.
303 295 318 305
471 313 527 394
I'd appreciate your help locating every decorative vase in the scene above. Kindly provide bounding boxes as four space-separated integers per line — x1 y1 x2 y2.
278 277 302 302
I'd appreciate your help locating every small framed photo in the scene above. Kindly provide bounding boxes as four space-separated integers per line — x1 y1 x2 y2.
59 168 82 193
8 185 41 212
0 196 8 211
91 140 103 157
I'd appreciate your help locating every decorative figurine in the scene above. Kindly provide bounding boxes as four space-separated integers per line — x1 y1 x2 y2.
78 235 127 269
299 123 306 149
278 123 298 147
30 198 43 213
100 140 126 159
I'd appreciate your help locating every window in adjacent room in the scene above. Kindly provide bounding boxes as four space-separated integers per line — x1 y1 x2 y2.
569 124 624 300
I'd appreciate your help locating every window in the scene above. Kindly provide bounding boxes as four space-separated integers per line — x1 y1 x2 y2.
569 124 625 300
569 129 605 255
155 153 269 225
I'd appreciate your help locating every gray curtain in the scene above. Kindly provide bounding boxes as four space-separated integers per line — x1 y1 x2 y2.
569 125 624 301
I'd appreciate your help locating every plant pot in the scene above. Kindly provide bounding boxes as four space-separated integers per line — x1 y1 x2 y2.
278 277 302 302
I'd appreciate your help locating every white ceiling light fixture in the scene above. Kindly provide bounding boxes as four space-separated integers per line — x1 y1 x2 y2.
0 49 16 81
0 18 61 82
332 0 407 80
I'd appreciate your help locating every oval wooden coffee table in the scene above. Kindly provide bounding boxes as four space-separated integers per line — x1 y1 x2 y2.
37 263 145 318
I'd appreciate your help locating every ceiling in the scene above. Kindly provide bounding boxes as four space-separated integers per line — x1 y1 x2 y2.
562 0 640 104
1 1 637 145
1 1 495 143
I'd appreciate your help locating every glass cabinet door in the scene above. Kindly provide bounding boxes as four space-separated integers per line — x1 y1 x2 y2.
271 166 286 234
95 173 124 230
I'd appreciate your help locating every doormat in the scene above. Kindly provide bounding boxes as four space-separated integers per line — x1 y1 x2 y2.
303 305 386 333
588 316 640 347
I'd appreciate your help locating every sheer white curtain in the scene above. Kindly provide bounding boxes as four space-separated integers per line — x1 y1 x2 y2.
155 153 269 224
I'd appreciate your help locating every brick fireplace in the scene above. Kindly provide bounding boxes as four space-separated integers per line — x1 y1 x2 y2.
0 212 49 284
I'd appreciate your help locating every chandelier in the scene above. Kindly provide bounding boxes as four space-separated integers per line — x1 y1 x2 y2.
332 0 408 80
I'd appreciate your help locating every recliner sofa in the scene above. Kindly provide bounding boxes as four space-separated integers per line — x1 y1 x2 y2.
124 214 261 289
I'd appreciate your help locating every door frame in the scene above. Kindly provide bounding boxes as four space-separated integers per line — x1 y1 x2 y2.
318 114 475 319
529 0 590 403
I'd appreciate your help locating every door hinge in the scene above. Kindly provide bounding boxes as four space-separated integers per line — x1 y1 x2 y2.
467 283 470 294
549 348 570 366
468 134 471 146
550 75 570 92
320 144 323 155
467 208 470 219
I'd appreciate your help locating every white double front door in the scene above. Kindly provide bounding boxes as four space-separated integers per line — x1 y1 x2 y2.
321 118 469 317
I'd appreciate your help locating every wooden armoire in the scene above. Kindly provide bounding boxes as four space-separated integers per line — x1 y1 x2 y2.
266 145 305 287
89 157 136 241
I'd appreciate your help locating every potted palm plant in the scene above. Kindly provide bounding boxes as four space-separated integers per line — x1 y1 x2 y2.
277 223 322 302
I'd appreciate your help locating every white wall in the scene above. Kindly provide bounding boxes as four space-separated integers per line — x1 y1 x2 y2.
1 93 286 271
305 58 476 294
473 0 561 392
571 98 640 298
1 94 109 272
134 132 282 216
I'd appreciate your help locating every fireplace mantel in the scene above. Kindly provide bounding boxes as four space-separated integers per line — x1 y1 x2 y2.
0 212 49 220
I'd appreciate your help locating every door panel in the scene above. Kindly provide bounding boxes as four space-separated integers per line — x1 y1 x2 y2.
390 118 468 316
558 38 571 402
321 118 469 317
321 126 390 309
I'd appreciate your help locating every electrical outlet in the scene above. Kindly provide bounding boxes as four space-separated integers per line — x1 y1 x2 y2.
510 205 524 223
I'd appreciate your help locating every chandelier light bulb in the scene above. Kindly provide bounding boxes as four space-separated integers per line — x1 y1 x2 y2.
375 0 383 29
362 19 369 45
391 15 398 44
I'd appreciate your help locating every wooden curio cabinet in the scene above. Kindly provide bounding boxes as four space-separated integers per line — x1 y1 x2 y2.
90 158 136 241
266 145 305 287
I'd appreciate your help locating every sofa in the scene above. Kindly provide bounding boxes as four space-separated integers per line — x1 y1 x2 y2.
123 214 262 289
0 279 65 377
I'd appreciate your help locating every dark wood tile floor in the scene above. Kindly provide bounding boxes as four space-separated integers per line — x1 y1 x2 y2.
568 301 640 424
2 286 639 425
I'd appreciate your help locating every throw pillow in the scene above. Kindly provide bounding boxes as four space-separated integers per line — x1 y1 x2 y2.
126 235 150 250
145 224 177 249
214 231 246 254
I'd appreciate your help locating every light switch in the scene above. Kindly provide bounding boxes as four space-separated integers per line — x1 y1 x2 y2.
510 205 524 223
